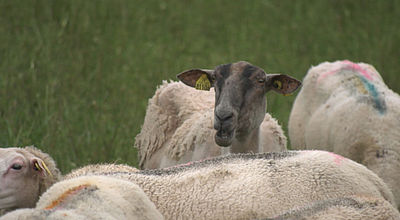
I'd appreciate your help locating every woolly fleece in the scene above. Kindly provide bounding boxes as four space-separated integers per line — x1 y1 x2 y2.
67 150 395 220
288 60 400 207
0 176 163 220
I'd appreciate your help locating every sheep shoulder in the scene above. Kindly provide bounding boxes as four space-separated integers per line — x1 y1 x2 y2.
259 113 287 152
135 81 214 168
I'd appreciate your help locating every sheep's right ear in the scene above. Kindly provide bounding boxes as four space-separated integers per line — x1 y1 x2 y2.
177 69 215 91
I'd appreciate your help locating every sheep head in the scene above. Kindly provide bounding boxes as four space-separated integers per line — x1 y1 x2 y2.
0 146 60 213
178 61 301 147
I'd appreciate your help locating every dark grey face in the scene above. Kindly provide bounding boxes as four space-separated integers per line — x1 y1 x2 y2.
212 62 270 146
177 61 301 147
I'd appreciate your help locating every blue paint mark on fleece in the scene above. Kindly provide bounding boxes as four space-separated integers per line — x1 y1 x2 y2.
359 76 386 114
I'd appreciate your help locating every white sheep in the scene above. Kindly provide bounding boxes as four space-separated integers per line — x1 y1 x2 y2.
267 195 400 220
288 60 400 207
0 146 61 216
66 150 396 220
0 175 164 220
135 61 301 169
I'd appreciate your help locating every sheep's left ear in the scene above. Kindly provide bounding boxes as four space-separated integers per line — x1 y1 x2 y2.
177 69 215 91
266 74 302 95
31 158 52 177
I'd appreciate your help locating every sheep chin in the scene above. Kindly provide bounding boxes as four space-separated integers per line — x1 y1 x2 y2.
214 130 234 147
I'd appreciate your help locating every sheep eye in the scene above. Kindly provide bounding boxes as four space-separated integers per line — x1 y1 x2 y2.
11 164 22 170
258 79 265 83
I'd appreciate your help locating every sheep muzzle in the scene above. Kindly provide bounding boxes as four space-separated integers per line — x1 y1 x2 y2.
214 129 234 147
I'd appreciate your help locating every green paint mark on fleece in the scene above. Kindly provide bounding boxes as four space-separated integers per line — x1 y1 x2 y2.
359 76 386 114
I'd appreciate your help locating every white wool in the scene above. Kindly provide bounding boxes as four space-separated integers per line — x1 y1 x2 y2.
135 81 286 169
268 195 400 220
65 150 395 220
0 176 163 220
63 163 139 180
288 60 400 207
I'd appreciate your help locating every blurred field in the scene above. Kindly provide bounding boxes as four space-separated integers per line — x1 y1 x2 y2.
1 0 399 173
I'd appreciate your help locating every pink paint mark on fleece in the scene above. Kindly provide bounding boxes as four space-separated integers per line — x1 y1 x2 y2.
317 60 374 83
173 161 194 168
342 60 373 81
328 152 345 165
172 158 208 168
316 69 337 83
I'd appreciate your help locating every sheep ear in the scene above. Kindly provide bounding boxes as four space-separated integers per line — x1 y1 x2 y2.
266 74 302 95
31 158 52 177
177 69 215 91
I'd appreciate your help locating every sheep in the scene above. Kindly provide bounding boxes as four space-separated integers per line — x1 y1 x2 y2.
288 60 400 208
0 176 164 220
265 195 400 220
0 146 61 216
65 150 396 220
135 61 302 169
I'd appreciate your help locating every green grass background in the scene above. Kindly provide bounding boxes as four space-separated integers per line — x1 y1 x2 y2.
1 0 399 174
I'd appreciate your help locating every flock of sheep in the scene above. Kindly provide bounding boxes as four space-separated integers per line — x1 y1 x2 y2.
0 60 399 219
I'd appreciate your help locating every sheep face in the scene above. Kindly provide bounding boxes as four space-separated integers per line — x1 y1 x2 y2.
178 61 301 147
0 148 51 211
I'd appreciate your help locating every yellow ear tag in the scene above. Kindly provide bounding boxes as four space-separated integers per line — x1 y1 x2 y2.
34 161 53 177
273 80 282 89
195 74 211 91
34 162 42 171
41 161 53 177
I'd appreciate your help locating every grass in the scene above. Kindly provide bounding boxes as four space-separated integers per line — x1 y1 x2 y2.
0 0 399 174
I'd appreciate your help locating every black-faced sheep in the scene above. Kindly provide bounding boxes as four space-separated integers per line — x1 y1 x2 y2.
135 61 301 169
288 60 400 207
65 150 396 220
0 146 61 216
0 176 164 220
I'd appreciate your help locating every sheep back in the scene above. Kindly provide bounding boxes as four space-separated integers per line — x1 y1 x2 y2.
288 60 400 207
267 195 400 220
67 150 396 219
0 176 163 220
63 163 139 180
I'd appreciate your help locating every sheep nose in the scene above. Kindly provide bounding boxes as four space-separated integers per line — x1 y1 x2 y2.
215 111 233 122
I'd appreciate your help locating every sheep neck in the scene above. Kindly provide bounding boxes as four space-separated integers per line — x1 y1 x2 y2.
230 128 260 153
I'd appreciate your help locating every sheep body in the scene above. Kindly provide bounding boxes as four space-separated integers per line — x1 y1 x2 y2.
0 176 163 220
66 150 395 220
288 60 400 207
267 195 400 220
135 80 287 169
0 146 61 215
